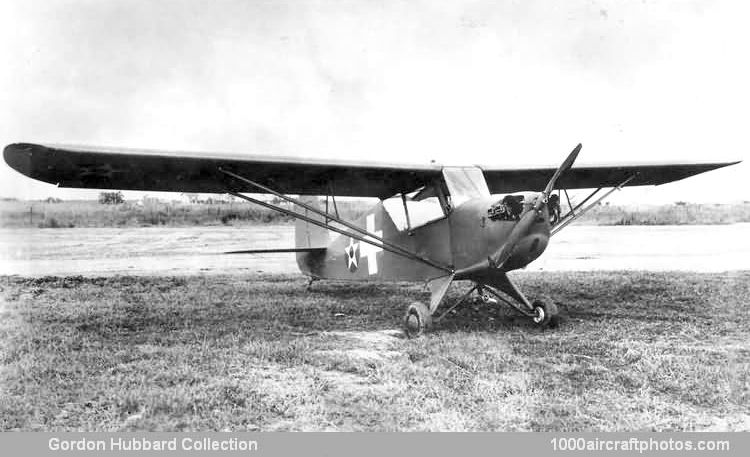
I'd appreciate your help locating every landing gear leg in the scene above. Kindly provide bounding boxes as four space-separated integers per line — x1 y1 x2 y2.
405 283 479 338
434 284 479 322
403 274 455 338
480 272 559 328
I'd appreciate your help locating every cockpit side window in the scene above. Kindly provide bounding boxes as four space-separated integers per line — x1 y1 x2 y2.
383 187 447 231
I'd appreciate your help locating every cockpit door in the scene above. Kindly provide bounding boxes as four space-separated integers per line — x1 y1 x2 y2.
443 167 492 269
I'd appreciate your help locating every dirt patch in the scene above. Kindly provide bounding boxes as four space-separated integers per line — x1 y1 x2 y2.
302 330 407 401
3 225 750 277
316 330 404 362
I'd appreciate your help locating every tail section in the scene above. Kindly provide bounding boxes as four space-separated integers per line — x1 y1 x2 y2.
222 197 328 277
295 198 330 276
295 198 330 250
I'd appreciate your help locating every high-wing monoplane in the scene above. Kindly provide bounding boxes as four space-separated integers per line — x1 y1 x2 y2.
3 142 739 336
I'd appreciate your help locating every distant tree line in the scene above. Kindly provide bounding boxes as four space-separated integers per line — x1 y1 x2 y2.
98 191 124 205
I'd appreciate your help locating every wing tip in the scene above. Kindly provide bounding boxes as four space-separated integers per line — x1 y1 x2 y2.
707 159 742 171
4 143 35 177
4 143 59 184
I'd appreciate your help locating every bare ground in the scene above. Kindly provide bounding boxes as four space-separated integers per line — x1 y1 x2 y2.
2 224 750 276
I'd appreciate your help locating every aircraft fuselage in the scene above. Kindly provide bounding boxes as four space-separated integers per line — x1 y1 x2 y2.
296 193 551 282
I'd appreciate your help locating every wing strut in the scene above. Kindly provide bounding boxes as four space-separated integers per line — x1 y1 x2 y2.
224 189 452 273
551 174 637 236
218 169 453 273
219 167 447 267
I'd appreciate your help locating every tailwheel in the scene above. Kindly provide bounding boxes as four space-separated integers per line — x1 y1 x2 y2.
532 298 559 328
404 301 432 338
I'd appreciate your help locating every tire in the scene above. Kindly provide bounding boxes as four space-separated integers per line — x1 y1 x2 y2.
532 298 559 328
404 301 432 338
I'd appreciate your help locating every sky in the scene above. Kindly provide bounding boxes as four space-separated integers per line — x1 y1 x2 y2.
0 0 747 204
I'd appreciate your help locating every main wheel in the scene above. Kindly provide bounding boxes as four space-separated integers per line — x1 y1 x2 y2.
404 301 432 338
532 299 559 328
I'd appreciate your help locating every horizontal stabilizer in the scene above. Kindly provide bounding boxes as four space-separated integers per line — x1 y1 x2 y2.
224 247 326 254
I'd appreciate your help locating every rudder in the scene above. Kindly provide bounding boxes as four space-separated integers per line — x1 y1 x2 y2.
294 198 329 249
295 198 329 276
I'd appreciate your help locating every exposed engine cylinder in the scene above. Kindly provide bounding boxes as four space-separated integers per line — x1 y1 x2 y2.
487 195 525 221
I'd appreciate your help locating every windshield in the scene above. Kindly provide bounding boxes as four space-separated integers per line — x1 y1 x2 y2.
442 167 490 207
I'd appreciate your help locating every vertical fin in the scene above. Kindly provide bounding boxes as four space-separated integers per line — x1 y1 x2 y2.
294 197 329 249
295 197 330 277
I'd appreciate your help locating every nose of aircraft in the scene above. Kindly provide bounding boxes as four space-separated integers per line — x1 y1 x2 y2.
490 192 552 271
502 229 550 270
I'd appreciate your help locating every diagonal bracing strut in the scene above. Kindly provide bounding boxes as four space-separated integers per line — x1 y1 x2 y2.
224 189 453 273
218 168 453 273
218 167 441 266
551 174 637 236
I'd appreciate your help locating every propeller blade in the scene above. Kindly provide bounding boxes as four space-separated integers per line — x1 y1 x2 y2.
490 207 538 268
543 143 582 196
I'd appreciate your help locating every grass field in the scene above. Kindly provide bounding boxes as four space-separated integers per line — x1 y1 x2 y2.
1 272 748 431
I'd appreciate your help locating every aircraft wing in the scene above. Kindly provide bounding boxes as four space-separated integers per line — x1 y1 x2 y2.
4 142 739 197
3 143 442 198
481 160 740 194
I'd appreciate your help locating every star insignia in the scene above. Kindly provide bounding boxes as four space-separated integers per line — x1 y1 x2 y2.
344 238 359 272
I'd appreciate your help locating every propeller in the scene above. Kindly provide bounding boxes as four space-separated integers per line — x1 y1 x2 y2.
544 143 581 197
490 143 582 268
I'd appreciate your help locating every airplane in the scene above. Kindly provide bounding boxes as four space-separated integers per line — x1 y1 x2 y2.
3 142 740 336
